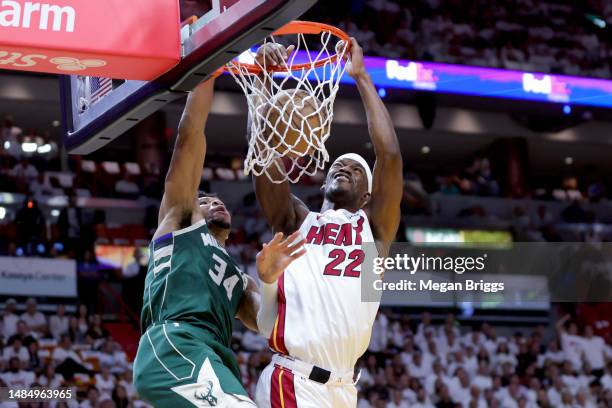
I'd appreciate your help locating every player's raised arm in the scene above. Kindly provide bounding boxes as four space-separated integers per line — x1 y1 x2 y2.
249 43 309 234
347 38 403 250
252 161 309 234
157 78 215 233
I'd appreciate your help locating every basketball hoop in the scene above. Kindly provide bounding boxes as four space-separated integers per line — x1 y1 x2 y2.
225 20 350 184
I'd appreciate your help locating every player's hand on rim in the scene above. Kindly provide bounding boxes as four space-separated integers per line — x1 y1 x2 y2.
256 231 306 284
255 43 295 68
339 37 367 80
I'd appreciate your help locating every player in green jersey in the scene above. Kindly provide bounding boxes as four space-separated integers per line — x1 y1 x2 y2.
133 77 306 408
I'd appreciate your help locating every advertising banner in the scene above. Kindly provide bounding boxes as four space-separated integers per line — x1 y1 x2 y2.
0 256 77 297
0 0 181 79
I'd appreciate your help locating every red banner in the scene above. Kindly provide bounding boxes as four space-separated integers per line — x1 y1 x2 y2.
0 0 181 80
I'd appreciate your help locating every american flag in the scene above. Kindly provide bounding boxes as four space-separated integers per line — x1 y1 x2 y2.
89 77 113 104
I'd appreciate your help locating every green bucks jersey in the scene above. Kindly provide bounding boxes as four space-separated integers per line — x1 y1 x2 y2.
141 219 247 347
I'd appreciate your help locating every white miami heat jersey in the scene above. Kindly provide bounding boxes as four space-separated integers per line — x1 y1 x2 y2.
268 208 380 372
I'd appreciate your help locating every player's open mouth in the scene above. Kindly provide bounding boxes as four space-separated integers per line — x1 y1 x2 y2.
212 207 228 216
334 173 351 182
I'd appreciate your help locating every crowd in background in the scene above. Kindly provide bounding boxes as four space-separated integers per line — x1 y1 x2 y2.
305 0 612 78
4 112 612 259
236 309 612 407
0 298 144 408
0 295 610 408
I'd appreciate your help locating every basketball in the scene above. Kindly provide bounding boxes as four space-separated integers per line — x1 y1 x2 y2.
262 88 329 158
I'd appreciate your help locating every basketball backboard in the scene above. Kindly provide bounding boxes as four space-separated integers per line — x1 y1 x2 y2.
60 0 318 154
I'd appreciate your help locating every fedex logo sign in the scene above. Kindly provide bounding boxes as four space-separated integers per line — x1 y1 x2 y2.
522 73 570 102
385 60 437 90
522 73 552 94
0 1 75 32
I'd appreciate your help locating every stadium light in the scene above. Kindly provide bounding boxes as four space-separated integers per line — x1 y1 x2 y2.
37 144 52 154
0 207 5 220
586 14 607 29
21 142 37 153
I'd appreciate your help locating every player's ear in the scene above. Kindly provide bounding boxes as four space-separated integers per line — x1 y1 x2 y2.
320 183 326 192
360 192 371 208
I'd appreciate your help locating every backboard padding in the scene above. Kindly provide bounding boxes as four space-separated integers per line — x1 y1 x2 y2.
61 0 318 154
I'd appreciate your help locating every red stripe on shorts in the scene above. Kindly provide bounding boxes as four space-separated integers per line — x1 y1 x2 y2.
281 367 297 407
270 366 297 408
271 367 281 408
269 275 289 354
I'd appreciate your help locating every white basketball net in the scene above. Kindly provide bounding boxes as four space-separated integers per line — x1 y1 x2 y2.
226 30 348 183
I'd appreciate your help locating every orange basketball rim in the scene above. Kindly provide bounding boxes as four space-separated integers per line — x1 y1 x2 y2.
224 20 350 75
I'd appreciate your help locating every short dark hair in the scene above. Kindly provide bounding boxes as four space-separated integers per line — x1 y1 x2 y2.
198 191 218 199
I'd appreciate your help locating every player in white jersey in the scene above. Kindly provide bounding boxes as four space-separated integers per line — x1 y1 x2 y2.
249 38 403 407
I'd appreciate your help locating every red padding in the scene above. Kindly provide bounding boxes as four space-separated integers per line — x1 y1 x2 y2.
0 0 181 80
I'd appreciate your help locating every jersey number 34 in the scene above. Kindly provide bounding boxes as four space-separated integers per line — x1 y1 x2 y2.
209 253 240 301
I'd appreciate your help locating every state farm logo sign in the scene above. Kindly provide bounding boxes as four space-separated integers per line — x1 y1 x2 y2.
0 50 105 71
0 1 76 32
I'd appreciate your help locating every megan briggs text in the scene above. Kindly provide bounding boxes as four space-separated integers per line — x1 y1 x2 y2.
373 279 505 293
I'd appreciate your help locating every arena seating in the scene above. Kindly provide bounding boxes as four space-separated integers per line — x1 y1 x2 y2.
305 0 612 78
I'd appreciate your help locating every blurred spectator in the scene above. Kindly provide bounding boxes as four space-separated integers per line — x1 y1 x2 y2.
11 158 39 185
14 197 45 253
8 320 36 348
77 304 89 333
52 334 92 380
98 341 129 374
67 316 85 345
122 248 147 314
80 386 101 408
2 116 23 159
1 357 35 388
77 251 101 312
112 384 130 408
3 338 29 367
37 363 63 388
582 325 606 377
58 193 90 258
20 298 47 335
49 304 69 340
2 298 19 339
86 315 109 340
95 365 116 396
26 341 42 371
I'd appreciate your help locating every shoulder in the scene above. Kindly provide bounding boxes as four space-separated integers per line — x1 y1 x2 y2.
154 217 207 241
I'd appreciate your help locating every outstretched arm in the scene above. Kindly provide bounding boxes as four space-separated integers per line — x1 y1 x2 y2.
249 43 309 234
347 38 403 250
255 231 306 338
253 162 309 234
156 79 215 236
